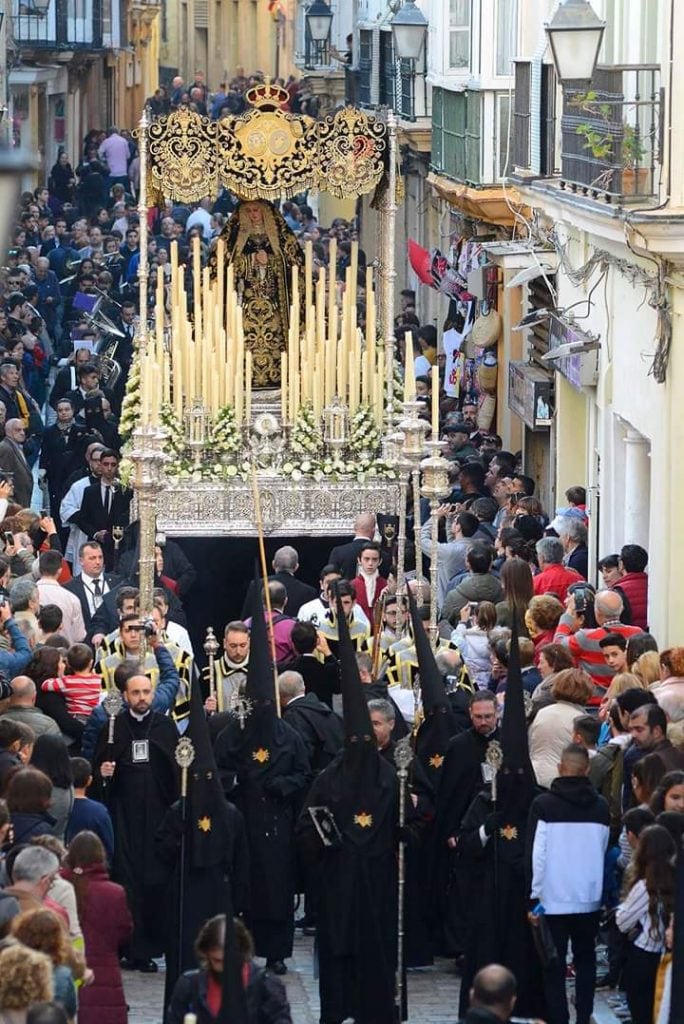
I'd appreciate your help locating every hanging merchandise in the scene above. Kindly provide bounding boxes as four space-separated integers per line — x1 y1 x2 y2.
443 300 476 398
471 305 502 349
477 350 498 394
477 393 497 431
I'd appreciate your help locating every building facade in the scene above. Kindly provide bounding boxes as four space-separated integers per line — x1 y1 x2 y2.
510 0 681 642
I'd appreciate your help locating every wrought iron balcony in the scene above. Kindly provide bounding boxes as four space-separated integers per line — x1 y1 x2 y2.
560 65 661 204
12 0 104 49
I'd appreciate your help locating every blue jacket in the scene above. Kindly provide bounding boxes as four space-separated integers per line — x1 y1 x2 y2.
81 644 180 761
0 618 33 696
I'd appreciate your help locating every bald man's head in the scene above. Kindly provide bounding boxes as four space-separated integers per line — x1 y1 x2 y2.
594 589 624 624
558 742 590 778
470 964 517 1020
354 513 376 539
9 675 37 705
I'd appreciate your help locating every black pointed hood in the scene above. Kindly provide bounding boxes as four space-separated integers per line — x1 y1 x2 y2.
500 614 532 775
409 589 462 789
245 568 277 708
408 588 447 712
185 663 237 869
335 583 373 746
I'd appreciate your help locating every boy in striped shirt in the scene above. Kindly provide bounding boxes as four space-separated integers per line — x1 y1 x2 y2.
41 643 103 720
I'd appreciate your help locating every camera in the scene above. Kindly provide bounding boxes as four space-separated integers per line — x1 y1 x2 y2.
141 617 156 637
3 532 14 547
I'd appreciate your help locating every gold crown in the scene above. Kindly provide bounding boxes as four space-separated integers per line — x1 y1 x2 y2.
245 80 290 111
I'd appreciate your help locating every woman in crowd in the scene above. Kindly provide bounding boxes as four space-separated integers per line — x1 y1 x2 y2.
528 643 574 716
631 755 667 810
62 831 131 1024
5 767 55 844
524 595 564 660
650 771 684 815
11 909 77 1021
528 668 594 787
166 914 292 1024
616 824 675 1024
0 944 54 1024
495 558 533 633
30 836 83 950
30 736 74 842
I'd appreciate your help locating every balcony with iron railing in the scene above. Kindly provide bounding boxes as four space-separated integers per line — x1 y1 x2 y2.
12 0 104 49
559 65 662 205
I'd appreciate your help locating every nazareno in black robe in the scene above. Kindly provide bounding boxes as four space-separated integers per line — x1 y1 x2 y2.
214 707 311 962
94 709 180 961
297 741 399 1024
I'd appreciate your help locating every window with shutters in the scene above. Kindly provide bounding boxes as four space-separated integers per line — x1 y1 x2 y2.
358 29 373 107
195 0 208 27
512 60 556 177
431 86 482 184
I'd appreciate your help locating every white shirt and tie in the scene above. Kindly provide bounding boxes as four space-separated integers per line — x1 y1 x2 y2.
81 573 110 617
100 482 113 515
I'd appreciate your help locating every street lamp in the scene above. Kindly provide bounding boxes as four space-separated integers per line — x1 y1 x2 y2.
390 0 428 61
305 0 333 44
544 0 605 87
0 148 39 252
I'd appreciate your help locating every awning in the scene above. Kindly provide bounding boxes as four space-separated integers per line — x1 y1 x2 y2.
427 171 531 228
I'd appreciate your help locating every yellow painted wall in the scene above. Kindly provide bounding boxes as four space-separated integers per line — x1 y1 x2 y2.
554 373 588 500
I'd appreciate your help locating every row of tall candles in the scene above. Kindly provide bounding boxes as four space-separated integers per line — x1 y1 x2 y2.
139 236 385 428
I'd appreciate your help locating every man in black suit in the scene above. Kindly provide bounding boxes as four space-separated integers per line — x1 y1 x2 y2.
71 448 132 570
328 512 391 579
288 620 339 709
39 398 86 522
63 540 121 630
241 545 316 618
0 420 34 508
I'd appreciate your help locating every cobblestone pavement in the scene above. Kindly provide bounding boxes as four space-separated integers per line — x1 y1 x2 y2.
123 934 621 1024
124 934 461 1024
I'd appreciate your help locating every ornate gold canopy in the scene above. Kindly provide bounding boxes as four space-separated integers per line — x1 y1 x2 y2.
147 84 388 203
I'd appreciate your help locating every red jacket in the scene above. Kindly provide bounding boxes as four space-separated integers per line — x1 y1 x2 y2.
613 572 648 631
351 574 388 624
533 563 583 603
61 863 132 1024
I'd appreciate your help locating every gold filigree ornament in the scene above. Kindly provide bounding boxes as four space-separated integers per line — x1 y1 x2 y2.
252 747 271 764
316 107 387 200
198 816 212 833
148 107 219 203
218 106 317 201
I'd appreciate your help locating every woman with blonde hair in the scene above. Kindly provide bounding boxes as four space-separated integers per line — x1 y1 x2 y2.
0 944 53 1024
528 668 594 787
597 672 645 743
11 909 76 1020
524 594 564 661
634 651 663 688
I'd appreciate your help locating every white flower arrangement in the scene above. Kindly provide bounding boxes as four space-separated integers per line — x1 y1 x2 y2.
281 403 397 482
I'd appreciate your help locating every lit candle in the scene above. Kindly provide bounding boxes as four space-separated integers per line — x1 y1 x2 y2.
192 235 202 342
432 365 440 437
328 237 337 318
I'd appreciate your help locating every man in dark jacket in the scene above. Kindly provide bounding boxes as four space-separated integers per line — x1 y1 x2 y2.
278 671 343 775
240 545 316 618
628 702 684 775
526 744 610 1024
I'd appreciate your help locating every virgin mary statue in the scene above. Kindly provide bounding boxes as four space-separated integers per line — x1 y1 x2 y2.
210 199 304 388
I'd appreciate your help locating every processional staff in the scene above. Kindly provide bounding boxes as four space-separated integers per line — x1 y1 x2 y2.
175 735 196 980
393 734 414 1022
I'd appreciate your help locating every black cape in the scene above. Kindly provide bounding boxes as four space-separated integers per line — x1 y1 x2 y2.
432 727 500 955
214 710 311 961
281 693 344 775
296 745 399 1024
456 782 546 1018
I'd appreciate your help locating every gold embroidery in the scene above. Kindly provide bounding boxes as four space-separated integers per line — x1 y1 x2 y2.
353 811 373 828
198 816 212 833
252 748 270 764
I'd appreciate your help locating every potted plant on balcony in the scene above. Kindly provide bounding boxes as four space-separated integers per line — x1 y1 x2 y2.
571 91 649 197
621 124 648 195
